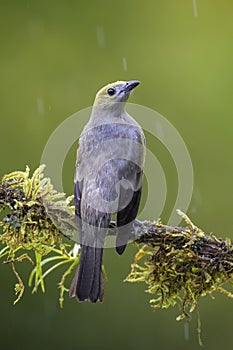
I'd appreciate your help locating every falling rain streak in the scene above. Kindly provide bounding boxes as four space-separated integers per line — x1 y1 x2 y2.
122 57 127 72
37 97 45 116
96 26 106 48
192 0 198 17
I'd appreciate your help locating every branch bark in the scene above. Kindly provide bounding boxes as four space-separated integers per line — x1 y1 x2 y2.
1 165 233 318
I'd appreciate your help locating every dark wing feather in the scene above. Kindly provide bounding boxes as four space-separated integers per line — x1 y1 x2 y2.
115 123 145 255
74 179 83 244
117 187 142 227
116 171 143 255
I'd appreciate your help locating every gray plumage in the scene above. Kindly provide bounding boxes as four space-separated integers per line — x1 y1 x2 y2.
69 80 145 302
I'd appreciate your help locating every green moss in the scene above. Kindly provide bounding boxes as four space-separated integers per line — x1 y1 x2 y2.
0 165 79 305
125 212 233 320
1 165 233 323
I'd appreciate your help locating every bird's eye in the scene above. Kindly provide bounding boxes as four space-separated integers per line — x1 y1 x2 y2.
107 88 116 96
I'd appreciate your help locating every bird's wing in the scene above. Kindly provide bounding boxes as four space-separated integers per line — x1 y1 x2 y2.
74 143 85 244
115 143 144 254
116 170 143 255
113 124 145 254
74 178 83 244
117 184 142 226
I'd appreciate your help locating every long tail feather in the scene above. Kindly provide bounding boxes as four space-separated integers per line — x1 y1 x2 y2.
69 245 104 303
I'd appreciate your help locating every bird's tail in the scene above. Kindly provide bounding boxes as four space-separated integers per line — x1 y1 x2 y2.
69 245 104 303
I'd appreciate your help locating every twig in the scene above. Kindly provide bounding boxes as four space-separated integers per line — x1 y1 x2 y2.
1 165 233 320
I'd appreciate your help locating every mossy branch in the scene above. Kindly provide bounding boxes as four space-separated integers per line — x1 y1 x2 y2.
1 166 233 321
126 215 233 320
0 165 79 307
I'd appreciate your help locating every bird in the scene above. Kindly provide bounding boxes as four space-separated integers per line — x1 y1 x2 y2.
69 80 146 302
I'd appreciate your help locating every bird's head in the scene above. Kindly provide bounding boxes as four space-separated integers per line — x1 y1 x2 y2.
93 80 140 108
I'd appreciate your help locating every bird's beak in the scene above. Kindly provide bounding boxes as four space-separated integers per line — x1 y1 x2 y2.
122 80 140 93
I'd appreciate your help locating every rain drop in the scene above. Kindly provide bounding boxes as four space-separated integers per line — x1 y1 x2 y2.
96 26 106 48
123 57 127 72
37 97 45 116
192 0 198 17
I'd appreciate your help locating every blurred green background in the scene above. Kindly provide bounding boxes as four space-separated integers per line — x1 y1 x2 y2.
1 0 233 349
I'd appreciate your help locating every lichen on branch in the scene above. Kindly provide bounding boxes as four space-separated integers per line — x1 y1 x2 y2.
0 165 79 305
125 213 233 320
0 165 233 318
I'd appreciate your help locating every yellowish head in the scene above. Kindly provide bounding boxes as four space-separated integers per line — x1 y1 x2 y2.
93 80 140 107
